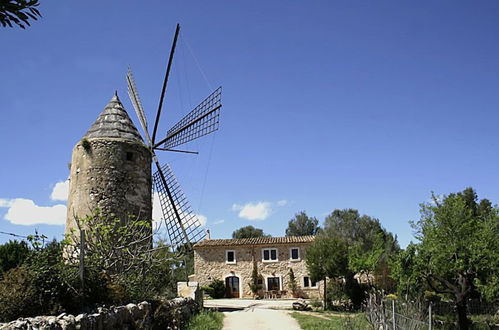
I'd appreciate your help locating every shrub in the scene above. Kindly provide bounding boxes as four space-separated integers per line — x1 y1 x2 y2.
344 275 367 310
0 238 113 320
248 261 262 297
288 268 299 297
0 266 38 322
327 279 349 309
309 298 323 309
202 279 226 299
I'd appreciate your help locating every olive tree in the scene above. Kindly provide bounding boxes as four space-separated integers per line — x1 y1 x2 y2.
401 188 499 329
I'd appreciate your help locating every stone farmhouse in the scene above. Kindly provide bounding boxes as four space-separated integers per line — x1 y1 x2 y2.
192 235 323 299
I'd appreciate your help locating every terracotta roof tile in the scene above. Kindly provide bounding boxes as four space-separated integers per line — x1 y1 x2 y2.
193 235 316 248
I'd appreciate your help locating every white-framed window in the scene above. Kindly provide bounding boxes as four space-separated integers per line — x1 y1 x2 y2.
226 250 236 264
262 248 278 262
303 276 318 288
289 247 300 261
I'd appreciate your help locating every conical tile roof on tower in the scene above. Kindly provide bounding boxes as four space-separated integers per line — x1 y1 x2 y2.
84 92 144 143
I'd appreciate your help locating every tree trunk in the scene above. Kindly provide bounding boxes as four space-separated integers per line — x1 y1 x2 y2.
455 296 470 330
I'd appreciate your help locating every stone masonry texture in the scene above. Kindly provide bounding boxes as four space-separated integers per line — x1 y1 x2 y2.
65 95 152 238
0 298 199 330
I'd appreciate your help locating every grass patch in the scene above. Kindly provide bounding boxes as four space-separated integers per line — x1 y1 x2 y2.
186 309 224 330
290 312 370 330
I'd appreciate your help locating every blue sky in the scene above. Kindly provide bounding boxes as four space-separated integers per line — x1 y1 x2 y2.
1 1 499 247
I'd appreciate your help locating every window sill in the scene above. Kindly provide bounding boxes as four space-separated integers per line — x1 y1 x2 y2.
225 261 237 265
262 259 278 263
290 259 301 262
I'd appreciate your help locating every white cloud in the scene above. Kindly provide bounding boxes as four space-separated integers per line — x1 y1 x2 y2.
3 198 66 226
194 214 207 226
213 219 225 225
232 201 272 221
50 180 69 201
0 198 14 208
277 200 288 207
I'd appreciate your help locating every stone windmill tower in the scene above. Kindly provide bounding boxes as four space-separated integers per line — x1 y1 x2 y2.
65 93 152 238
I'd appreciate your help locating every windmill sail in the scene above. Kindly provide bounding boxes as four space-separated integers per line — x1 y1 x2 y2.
126 69 152 146
153 163 206 250
126 24 222 254
154 87 222 149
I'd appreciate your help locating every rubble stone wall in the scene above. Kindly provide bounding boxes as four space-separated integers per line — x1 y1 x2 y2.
194 243 322 298
0 298 199 330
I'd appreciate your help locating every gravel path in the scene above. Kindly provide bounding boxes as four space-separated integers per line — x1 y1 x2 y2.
222 307 301 330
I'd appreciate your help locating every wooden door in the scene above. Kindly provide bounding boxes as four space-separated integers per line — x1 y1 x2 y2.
225 276 240 298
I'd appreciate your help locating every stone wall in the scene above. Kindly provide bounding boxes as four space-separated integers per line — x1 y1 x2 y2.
194 243 322 298
65 138 152 237
177 281 203 307
0 298 199 330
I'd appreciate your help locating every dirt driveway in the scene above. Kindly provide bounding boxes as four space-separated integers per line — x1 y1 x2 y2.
204 299 301 330
222 307 300 330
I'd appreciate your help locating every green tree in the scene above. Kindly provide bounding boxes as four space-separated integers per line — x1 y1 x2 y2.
400 188 499 329
232 225 269 239
391 242 426 298
306 209 399 310
324 209 399 289
0 0 41 29
306 235 348 309
0 240 30 276
285 211 320 236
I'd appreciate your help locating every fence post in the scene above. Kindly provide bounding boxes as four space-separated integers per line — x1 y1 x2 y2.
79 230 85 291
392 299 396 330
382 299 387 330
428 302 432 330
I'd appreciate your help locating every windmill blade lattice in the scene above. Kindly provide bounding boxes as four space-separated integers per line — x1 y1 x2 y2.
153 163 206 250
126 69 152 146
156 87 221 150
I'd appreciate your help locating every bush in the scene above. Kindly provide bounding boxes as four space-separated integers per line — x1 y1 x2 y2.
309 298 323 309
327 279 349 310
0 239 114 321
0 219 181 321
202 279 226 299
344 275 367 310
0 266 38 322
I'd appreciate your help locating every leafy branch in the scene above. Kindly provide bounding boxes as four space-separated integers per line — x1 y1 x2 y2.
0 0 41 29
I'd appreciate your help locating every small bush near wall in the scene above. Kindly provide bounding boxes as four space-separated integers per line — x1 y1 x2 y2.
0 266 38 322
201 279 226 299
